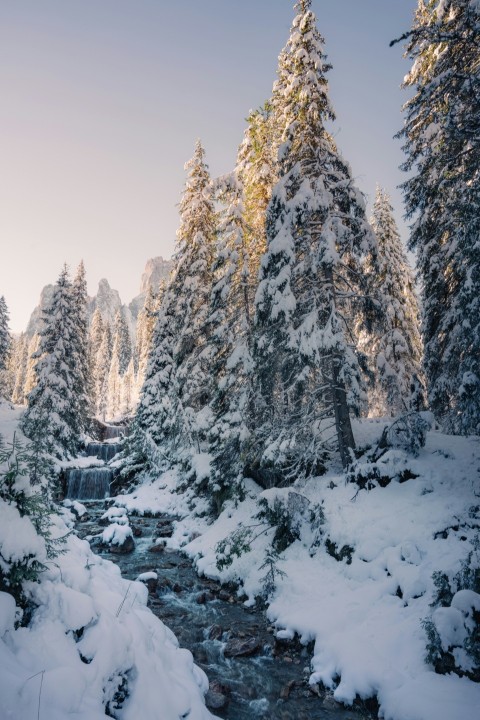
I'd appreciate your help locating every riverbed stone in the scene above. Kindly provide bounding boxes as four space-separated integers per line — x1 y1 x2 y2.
205 681 230 711
148 541 166 553
109 535 135 554
208 624 223 641
223 636 261 657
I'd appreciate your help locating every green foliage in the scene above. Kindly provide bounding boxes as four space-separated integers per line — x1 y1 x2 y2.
325 538 354 565
423 534 480 681
259 548 286 599
215 527 252 571
422 618 445 668
430 571 454 608
256 497 299 553
0 433 66 609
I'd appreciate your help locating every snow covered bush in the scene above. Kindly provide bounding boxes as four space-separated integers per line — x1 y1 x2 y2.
347 412 432 491
424 536 480 681
215 489 324 597
0 433 64 609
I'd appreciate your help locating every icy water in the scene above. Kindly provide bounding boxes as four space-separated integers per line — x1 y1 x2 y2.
77 504 374 720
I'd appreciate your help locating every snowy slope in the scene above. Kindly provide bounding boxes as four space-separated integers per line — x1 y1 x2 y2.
116 419 480 720
0 400 214 720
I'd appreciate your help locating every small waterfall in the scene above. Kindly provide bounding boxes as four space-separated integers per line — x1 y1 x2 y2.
66 468 113 500
86 442 122 462
103 425 126 440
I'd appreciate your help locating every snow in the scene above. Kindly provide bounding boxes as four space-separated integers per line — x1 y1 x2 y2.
101 522 133 546
115 422 480 720
0 402 214 720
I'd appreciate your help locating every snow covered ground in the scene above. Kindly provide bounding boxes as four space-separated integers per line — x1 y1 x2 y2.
0 400 214 720
116 418 480 720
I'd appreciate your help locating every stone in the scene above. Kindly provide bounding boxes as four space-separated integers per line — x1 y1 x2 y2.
218 589 231 602
131 525 143 538
280 680 296 700
145 577 158 594
156 521 174 538
223 636 261 658
148 541 166 553
205 689 228 710
109 535 135 554
208 624 223 641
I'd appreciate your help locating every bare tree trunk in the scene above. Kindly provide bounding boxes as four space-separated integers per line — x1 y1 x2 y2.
325 266 356 467
331 355 355 467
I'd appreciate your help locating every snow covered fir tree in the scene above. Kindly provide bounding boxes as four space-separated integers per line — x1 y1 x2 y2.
361 186 425 416
1 2 480 719
394 0 480 434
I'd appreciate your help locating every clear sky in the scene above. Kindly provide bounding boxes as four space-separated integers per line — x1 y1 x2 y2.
0 0 417 332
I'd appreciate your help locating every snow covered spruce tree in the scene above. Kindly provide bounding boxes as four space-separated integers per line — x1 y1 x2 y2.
94 322 112 421
70 261 90 434
135 283 158 389
106 309 132 419
11 333 28 405
112 308 132 375
236 103 279 285
252 0 377 477
21 265 80 459
129 141 217 474
362 186 425 416
23 333 40 400
394 0 480 433
204 172 254 510
126 286 178 475
0 296 11 397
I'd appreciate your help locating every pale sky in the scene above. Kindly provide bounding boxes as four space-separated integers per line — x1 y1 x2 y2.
0 0 417 332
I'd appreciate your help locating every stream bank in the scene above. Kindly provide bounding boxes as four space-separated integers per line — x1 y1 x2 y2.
74 501 374 720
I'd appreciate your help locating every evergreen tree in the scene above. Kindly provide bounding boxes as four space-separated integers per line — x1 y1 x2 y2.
107 349 121 420
253 0 376 474
135 284 158 389
120 357 136 417
129 141 216 471
0 296 10 371
94 322 112 421
88 308 104 412
236 103 279 287
71 261 90 433
127 286 177 472
112 308 132 374
362 187 425 416
0 296 11 397
21 265 80 459
11 334 28 405
23 334 40 400
166 140 217 460
394 0 480 433
205 172 254 510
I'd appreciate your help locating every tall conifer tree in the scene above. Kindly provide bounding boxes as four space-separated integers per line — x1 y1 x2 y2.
395 0 480 433
0 297 11 397
363 187 425 415
253 0 376 474
21 266 79 458
71 261 90 433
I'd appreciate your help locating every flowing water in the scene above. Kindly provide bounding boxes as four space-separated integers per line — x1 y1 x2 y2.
76 503 374 720
85 442 123 462
65 433 124 500
66 468 113 499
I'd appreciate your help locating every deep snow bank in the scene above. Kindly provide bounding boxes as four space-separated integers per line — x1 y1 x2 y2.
117 419 480 720
0 400 213 720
